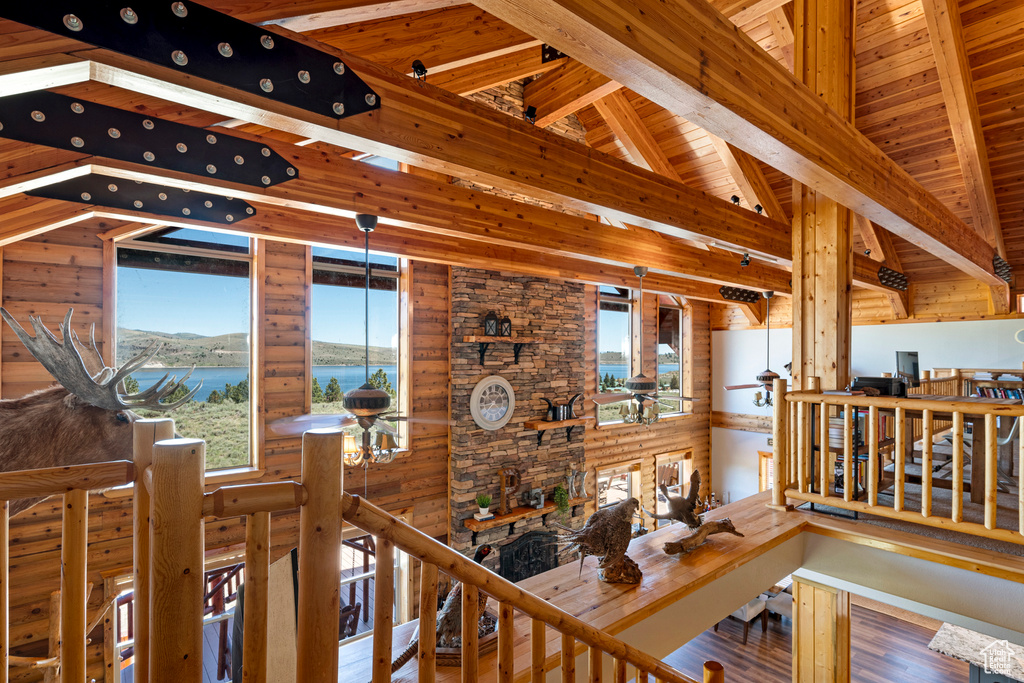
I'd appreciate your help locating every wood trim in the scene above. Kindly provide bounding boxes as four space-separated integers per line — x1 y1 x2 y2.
855 215 910 319
258 0 468 31
524 60 620 128
710 411 772 434
592 91 680 179
707 134 787 222
303 245 313 415
254 238 267 472
473 0 1004 285
101 239 116 367
430 47 565 96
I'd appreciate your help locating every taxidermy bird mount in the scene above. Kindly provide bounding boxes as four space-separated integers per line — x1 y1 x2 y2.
553 497 642 584
643 469 705 529
382 544 493 677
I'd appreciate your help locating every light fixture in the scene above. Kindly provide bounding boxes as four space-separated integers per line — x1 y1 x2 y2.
752 291 779 408
524 105 537 124
740 253 750 267
411 59 427 82
754 204 763 214
621 266 660 425
341 213 400 465
864 249 871 256
730 195 740 205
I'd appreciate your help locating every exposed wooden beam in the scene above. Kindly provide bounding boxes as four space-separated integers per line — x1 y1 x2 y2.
921 0 1005 258
88 204 729 301
0 49 793 261
258 1 468 31
855 214 910 319
592 91 681 179
429 47 565 96
714 0 792 26
523 60 621 128
474 0 1004 286
707 133 787 221
306 4 539 76
737 298 765 325
766 5 795 71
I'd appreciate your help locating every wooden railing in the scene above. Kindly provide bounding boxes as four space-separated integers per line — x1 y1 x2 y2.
772 378 1024 546
131 418 719 683
0 458 137 683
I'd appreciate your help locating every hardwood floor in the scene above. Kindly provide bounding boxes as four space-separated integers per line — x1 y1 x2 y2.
662 604 969 682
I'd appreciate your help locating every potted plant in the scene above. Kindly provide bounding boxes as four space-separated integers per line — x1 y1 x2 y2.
476 493 492 516
552 484 570 520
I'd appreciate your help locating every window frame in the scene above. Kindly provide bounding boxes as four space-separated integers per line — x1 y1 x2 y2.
112 228 260 479
596 286 633 426
595 459 642 510
655 450 694 528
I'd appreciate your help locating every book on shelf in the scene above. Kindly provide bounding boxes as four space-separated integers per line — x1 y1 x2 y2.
473 512 495 521
974 372 993 380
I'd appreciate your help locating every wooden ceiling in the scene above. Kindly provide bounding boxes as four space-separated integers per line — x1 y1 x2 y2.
0 0 1022 315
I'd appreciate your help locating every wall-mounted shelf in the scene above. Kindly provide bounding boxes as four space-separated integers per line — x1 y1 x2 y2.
462 335 539 365
523 417 594 446
464 496 588 533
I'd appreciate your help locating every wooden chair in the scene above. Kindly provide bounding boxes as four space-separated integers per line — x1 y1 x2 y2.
714 597 767 645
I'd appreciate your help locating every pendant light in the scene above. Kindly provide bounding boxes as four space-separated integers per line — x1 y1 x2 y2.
753 291 779 407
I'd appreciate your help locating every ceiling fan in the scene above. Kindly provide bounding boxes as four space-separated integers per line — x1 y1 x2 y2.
591 266 700 424
724 291 782 406
270 214 448 464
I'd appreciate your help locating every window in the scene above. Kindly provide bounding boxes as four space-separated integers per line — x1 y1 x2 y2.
310 246 399 426
759 451 774 493
117 228 253 470
596 461 641 509
597 286 631 424
656 451 694 527
657 304 684 415
338 523 412 645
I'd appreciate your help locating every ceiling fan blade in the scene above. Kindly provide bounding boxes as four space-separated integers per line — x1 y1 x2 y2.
269 413 358 435
387 415 455 426
724 383 762 391
375 420 398 435
591 392 633 405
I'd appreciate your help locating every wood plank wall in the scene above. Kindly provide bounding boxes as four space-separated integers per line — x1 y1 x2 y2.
583 286 713 516
0 224 451 680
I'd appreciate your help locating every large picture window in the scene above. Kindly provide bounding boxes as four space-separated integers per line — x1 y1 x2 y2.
597 286 631 424
310 246 399 423
116 228 253 470
657 304 685 415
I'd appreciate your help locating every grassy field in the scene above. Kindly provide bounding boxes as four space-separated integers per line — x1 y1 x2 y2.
138 400 250 470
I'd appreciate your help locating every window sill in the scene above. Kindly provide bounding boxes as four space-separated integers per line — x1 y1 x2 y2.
596 413 692 429
101 465 266 500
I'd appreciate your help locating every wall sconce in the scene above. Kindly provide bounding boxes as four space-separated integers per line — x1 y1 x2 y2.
524 105 537 124
411 59 427 82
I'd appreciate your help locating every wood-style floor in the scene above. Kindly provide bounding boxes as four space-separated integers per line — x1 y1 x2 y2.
662 605 969 683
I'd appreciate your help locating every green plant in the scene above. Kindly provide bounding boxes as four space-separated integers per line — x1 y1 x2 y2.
553 484 570 516
476 493 492 508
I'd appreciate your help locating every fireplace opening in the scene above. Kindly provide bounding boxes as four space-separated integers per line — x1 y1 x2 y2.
498 530 558 583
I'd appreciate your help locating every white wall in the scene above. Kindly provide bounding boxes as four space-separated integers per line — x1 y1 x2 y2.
711 317 1024 503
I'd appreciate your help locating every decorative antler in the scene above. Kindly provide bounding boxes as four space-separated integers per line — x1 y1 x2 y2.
0 308 202 411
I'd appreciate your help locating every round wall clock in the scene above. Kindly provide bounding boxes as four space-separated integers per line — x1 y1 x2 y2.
469 375 516 430
1016 328 1024 344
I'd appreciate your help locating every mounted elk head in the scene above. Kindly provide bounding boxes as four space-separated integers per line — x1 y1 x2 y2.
0 308 202 516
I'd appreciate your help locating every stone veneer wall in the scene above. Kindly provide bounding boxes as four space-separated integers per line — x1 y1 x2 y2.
450 267 586 569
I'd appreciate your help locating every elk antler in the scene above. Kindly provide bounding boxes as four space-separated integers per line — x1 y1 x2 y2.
0 308 202 411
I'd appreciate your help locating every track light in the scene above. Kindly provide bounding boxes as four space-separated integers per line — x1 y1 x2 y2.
740 253 750 267
524 105 537 124
754 204 763 214
730 195 740 205
411 59 427 82
864 249 871 256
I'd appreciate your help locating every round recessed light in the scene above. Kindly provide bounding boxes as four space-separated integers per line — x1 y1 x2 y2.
70 102 85 114
71 137 85 148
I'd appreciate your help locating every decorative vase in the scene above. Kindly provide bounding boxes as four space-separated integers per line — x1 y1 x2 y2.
479 506 490 516
575 470 589 498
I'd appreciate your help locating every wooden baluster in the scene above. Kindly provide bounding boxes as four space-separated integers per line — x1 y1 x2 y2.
419 563 439 683
921 409 933 518
789 399 798 486
588 647 602 683
60 489 88 683
499 602 514 683
771 378 787 505
895 407 906 512
636 668 649 682
952 412 964 523
531 619 545 683
703 661 725 683
843 406 853 502
868 406 879 505
1019 422 1023 537
953 369 962 396
461 583 478 683
376 539 397 683
819 401 828 496
150 439 205 683
985 414 998 530
133 418 173 683
242 511 270 683
797 400 807 493
807 378 820 492
613 658 627 683
0 501 7 683
561 633 575 683
297 429 343 683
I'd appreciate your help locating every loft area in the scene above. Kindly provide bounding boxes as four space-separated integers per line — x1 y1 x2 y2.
1 0 1024 681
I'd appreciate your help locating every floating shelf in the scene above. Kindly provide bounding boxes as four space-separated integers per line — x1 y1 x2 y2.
462 335 539 364
523 417 595 446
464 496 588 533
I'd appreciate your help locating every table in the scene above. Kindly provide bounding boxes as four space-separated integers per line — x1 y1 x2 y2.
905 395 1020 504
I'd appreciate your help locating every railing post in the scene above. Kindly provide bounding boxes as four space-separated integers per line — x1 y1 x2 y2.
499 602 514 683
419 563 439 683
588 647 602 683
60 488 88 683
375 539 396 683
297 429 343 683
461 583 479 683
0 502 7 683
243 511 270 683
531 619 545 683
771 378 787 507
952 412 964 523
921 409 933 518
561 633 576 683
149 438 206 683
703 661 724 683
985 414 998 530
133 418 174 683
